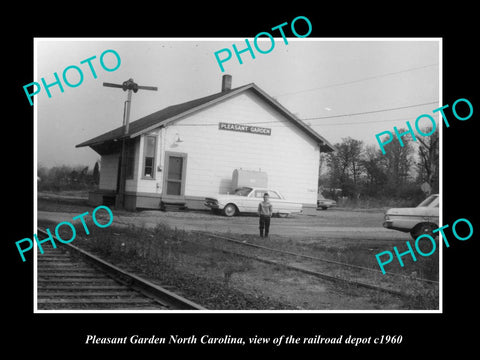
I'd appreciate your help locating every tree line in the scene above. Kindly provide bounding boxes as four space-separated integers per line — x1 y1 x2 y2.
38 162 100 191
320 127 439 207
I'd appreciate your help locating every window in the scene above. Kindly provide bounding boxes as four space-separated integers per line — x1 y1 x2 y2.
234 187 253 196
254 190 280 199
143 135 156 179
254 190 265 198
417 195 438 207
267 190 281 199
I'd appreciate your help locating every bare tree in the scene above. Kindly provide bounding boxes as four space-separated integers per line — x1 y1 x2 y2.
346 138 364 184
382 129 414 188
416 127 439 193
361 145 387 191
325 137 364 197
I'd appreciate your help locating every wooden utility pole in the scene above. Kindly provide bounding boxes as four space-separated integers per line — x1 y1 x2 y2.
103 78 157 209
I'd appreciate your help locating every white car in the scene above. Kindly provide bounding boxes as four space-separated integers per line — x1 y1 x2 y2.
383 194 439 240
204 187 303 217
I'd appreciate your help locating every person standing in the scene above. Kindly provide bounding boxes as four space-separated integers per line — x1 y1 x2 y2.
258 193 273 238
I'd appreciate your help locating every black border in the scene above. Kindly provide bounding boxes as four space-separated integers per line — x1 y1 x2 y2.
7 5 478 355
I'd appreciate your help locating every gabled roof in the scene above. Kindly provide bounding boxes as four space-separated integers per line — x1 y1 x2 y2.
76 83 335 152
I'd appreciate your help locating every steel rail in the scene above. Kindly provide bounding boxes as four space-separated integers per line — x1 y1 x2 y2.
37 228 206 310
193 231 439 284
190 231 438 298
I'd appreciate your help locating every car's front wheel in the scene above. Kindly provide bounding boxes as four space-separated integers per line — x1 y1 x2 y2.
410 222 438 240
223 203 238 217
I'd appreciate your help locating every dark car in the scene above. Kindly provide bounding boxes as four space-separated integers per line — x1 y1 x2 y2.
317 194 337 210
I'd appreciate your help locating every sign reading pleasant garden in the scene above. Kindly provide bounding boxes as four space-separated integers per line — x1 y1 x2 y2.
219 122 272 136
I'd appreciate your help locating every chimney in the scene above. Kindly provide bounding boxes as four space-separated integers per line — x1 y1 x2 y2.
221 74 232 92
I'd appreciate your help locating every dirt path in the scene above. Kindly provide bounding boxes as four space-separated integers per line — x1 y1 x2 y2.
37 208 408 241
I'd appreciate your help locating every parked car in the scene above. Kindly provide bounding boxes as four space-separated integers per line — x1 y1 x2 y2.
383 194 439 240
204 187 303 217
317 194 337 210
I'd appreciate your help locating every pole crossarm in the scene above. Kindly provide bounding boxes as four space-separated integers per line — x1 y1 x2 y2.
102 78 157 210
103 78 158 93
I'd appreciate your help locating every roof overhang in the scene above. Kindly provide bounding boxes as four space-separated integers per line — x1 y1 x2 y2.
76 83 336 153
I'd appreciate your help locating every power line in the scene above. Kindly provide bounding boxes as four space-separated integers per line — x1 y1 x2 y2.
275 63 439 98
174 101 439 127
176 113 437 129
313 116 438 127
301 101 439 121
175 119 408 128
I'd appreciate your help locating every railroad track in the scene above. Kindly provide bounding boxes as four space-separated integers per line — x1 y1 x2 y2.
36 228 205 311
191 231 439 299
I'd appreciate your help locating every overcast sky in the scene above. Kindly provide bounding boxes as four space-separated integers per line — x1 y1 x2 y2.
35 38 440 169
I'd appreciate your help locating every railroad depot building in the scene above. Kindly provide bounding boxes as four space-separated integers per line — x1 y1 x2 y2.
76 75 335 213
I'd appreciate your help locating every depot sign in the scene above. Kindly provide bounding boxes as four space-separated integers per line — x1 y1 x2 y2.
219 122 271 136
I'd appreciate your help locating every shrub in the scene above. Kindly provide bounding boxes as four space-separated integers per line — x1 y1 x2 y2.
38 164 97 192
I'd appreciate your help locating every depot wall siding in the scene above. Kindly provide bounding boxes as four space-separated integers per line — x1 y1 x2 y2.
99 153 119 191
96 89 322 210
159 91 320 205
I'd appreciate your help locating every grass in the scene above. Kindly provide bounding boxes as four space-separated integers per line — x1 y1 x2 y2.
39 219 290 310
308 240 439 281
336 196 423 209
37 209 439 310
313 242 439 309
230 232 439 309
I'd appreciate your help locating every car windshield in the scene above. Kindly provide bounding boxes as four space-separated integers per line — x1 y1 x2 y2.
417 195 439 207
234 187 252 196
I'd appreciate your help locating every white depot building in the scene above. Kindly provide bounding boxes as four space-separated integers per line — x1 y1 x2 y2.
76 75 335 213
